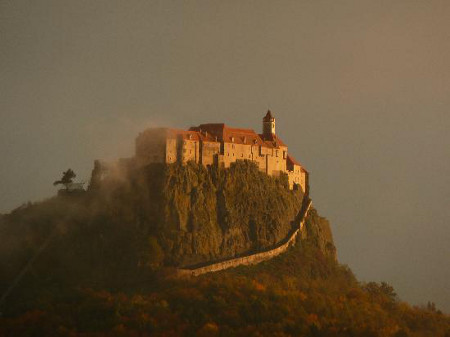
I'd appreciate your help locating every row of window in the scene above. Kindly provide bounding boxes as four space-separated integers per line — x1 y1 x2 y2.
180 142 288 158
226 153 252 159
174 148 289 164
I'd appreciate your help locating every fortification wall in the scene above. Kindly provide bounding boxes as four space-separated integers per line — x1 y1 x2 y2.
135 129 168 166
179 139 199 164
200 141 220 166
134 127 305 190
288 168 307 192
166 139 177 164
177 199 312 277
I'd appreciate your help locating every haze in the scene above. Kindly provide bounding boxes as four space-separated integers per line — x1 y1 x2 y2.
1 1 449 311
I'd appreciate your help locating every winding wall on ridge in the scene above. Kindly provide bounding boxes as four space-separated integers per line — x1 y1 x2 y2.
177 198 312 277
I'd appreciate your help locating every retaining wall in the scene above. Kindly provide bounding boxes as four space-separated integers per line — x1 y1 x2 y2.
177 199 312 277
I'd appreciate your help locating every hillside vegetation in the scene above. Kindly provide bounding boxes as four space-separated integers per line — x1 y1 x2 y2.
90 160 308 266
0 161 449 336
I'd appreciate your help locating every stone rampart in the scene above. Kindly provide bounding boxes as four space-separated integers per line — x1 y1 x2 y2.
177 199 312 277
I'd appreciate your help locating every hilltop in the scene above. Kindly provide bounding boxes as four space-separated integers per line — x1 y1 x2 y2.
0 160 326 284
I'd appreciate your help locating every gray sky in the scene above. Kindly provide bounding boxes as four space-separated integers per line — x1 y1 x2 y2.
1 0 450 311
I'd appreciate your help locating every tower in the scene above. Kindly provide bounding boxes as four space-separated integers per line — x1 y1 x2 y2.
262 110 276 137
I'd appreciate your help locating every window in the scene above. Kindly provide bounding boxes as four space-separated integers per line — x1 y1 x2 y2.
283 151 287 159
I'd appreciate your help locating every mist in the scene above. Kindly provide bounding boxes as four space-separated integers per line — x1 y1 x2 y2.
1 0 449 312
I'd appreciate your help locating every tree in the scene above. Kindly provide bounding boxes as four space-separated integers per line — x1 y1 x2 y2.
53 169 76 190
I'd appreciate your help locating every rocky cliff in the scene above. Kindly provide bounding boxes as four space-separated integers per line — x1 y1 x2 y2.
0 160 336 292
90 160 332 267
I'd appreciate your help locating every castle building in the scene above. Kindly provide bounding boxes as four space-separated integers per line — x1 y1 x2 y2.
135 111 308 191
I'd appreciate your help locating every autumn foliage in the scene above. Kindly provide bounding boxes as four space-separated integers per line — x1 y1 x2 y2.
1 237 449 336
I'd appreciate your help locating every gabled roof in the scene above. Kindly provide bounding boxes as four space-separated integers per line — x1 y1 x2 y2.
223 126 262 145
259 133 287 148
176 130 217 142
189 123 289 149
140 123 288 149
189 123 225 141
287 154 308 172
191 124 266 146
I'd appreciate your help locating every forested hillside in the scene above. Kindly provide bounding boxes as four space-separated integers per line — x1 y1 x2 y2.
0 161 448 336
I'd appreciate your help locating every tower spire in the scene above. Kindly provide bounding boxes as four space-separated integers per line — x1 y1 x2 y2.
262 110 276 136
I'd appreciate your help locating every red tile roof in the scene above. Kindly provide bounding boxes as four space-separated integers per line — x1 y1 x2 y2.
191 124 267 146
147 125 282 148
259 133 287 148
287 154 308 172
186 123 290 149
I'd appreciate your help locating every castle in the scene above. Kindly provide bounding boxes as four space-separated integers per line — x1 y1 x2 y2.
133 111 308 191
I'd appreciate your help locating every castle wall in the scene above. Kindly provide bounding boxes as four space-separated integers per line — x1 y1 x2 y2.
177 199 312 277
252 148 266 173
301 170 307 191
219 142 285 174
200 141 220 166
135 129 169 166
179 138 200 164
221 142 252 168
268 146 287 176
166 138 177 164
288 166 307 192
134 124 307 191
215 142 289 178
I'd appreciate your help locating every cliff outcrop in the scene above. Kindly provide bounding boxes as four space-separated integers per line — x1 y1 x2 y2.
0 161 335 292
302 207 336 260
91 160 317 267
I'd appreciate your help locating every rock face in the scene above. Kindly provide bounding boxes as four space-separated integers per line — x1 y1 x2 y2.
93 161 308 266
0 160 335 285
0 160 338 305
302 207 337 260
